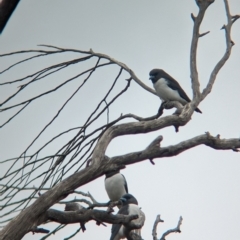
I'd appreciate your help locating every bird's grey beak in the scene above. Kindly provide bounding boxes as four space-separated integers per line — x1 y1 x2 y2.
149 75 154 80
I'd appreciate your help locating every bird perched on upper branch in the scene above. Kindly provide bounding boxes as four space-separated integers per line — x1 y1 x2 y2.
110 194 145 240
149 69 202 113
105 170 128 208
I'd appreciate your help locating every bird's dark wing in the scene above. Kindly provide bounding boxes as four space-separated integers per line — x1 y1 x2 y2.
110 224 122 240
110 206 128 240
162 71 191 102
167 78 202 113
121 174 128 193
155 69 202 113
166 78 191 102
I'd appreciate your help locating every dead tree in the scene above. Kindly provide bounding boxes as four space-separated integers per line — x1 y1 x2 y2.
0 0 239 239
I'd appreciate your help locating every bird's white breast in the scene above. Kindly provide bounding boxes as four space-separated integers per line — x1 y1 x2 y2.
131 207 145 236
105 173 126 201
153 78 186 104
113 204 145 240
128 204 145 226
127 204 141 216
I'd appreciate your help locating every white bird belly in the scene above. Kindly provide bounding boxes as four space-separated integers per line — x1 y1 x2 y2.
105 173 126 201
132 208 145 236
153 78 187 105
128 204 145 228
113 204 145 240
124 204 145 238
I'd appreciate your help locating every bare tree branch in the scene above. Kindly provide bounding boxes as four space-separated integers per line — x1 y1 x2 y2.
201 0 239 101
87 48 156 95
152 215 164 240
199 30 210 37
151 215 182 240
0 45 154 96
1 131 239 239
111 132 240 166
41 208 138 226
190 0 214 100
160 216 183 240
30 227 50 234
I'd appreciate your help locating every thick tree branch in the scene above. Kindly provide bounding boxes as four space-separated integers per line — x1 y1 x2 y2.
93 96 239 165
111 133 240 165
91 114 187 164
0 130 239 239
32 207 138 235
47 208 138 225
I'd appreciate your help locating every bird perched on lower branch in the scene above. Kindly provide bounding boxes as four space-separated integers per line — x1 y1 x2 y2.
149 68 202 113
110 194 145 240
105 170 128 208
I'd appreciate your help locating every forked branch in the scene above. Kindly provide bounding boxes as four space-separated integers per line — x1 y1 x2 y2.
201 0 239 100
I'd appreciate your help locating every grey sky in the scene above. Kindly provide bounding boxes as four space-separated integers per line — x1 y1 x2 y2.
0 0 240 239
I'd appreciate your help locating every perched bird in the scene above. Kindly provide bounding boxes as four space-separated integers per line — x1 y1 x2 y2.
110 194 145 240
105 170 128 206
149 69 202 113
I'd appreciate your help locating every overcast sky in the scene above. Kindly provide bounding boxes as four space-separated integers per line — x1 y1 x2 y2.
0 1 240 240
